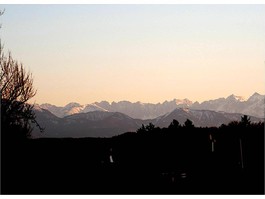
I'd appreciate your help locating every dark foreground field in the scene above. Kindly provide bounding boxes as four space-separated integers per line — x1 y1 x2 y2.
1 123 264 195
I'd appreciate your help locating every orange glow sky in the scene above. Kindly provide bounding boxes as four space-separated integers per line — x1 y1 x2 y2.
1 5 264 106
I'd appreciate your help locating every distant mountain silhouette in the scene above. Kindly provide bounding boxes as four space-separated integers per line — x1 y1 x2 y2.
155 108 262 128
32 107 263 138
32 110 147 138
37 92 264 119
192 93 264 118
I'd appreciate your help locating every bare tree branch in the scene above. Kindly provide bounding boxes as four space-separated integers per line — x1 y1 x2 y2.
1 41 43 138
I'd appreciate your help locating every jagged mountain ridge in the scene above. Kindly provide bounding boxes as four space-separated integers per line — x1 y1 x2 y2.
38 92 264 119
32 107 263 138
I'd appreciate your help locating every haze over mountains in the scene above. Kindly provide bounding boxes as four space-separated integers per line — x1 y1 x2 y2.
33 107 263 138
38 92 264 119
32 92 264 138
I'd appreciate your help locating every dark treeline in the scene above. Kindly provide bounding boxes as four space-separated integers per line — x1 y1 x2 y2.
1 116 264 194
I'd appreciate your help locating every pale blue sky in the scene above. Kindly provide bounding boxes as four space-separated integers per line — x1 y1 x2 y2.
0 5 264 105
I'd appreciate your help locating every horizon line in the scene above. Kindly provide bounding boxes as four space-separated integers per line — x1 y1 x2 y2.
34 91 264 107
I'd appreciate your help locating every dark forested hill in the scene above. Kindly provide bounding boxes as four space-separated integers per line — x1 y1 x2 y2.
2 120 264 194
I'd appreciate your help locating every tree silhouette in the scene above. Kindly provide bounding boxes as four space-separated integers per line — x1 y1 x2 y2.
184 119 194 128
168 119 180 129
136 124 146 134
136 123 157 134
227 120 240 128
145 123 155 132
240 115 251 127
0 43 43 139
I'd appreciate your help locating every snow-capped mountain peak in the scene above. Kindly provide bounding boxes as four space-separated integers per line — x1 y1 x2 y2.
82 104 108 113
182 107 190 113
226 94 245 102
33 104 45 112
38 92 264 119
64 102 81 109
248 92 263 102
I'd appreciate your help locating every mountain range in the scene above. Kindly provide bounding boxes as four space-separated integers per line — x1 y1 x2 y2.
32 107 263 138
37 92 264 119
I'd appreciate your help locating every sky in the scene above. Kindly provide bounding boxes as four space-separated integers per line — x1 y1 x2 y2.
0 4 264 106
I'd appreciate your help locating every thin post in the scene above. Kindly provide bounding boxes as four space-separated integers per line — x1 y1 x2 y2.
239 138 244 169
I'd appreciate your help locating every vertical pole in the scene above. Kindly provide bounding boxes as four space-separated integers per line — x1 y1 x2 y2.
239 138 244 169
